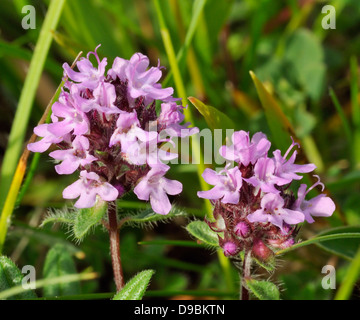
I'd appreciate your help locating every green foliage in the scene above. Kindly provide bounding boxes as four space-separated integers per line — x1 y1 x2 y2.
1 0 360 301
41 201 107 242
185 220 219 248
250 71 295 152
285 29 325 102
42 244 81 297
188 96 235 132
245 279 280 300
275 226 360 258
315 226 360 261
113 270 155 300
0 256 37 300
122 206 188 228
73 201 108 240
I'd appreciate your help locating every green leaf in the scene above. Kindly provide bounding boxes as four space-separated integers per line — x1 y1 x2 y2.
113 270 155 300
41 201 107 241
123 206 187 228
40 207 76 228
250 71 295 151
42 244 80 297
73 200 107 240
315 226 360 261
186 220 219 247
245 279 280 300
285 29 325 101
0 256 37 300
253 256 275 272
188 96 235 132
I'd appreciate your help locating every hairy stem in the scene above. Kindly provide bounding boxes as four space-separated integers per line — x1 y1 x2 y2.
240 251 251 300
108 201 124 291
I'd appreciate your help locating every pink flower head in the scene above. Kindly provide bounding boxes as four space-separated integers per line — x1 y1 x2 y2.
63 170 118 208
49 136 97 175
247 193 304 232
63 45 107 90
134 164 182 215
198 131 334 260
219 131 271 166
197 165 243 204
28 46 197 213
293 176 336 223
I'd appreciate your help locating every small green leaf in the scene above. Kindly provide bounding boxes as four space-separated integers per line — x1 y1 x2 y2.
188 96 235 132
253 256 275 272
0 256 37 300
186 220 219 247
43 244 80 297
123 206 187 227
246 279 280 300
40 207 76 228
73 200 107 240
113 270 155 300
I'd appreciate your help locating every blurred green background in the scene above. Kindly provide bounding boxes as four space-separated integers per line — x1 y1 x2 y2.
1 0 360 300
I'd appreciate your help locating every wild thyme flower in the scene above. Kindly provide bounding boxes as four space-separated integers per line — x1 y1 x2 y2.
198 130 335 259
28 45 198 214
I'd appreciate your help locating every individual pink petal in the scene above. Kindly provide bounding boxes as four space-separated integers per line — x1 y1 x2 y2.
97 182 119 202
150 189 172 215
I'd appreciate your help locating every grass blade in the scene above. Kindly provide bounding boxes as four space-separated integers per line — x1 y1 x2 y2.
0 52 82 254
249 70 295 152
329 88 352 146
153 0 212 216
0 272 97 300
0 0 66 209
350 56 360 166
334 246 360 300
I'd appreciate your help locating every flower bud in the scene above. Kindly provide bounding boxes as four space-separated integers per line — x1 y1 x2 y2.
234 221 251 238
222 241 238 257
252 239 273 261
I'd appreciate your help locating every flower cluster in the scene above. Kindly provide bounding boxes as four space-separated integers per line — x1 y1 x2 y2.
28 46 198 215
198 131 335 259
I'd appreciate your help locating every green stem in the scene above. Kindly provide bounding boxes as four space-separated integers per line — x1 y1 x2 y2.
275 233 360 256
